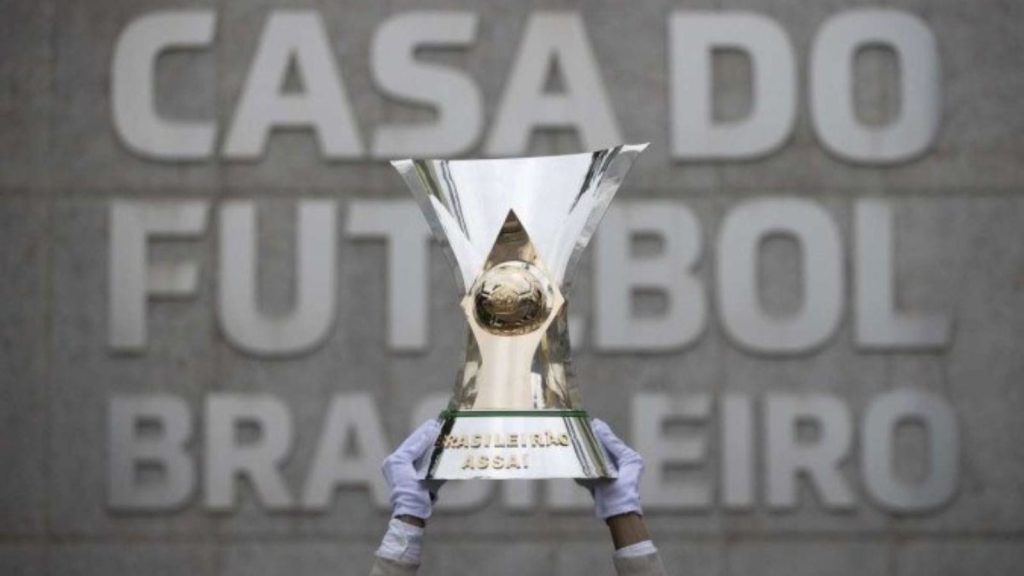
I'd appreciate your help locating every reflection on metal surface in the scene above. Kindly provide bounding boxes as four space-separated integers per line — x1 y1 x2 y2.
471 232 556 337
393 144 648 479
418 411 615 480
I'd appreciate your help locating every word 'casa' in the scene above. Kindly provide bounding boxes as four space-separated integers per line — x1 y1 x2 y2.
113 9 940 165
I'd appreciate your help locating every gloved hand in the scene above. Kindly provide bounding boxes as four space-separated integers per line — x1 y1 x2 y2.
587 419 645 520
382 419 443 520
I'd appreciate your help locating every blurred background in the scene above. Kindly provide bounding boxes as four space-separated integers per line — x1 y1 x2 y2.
2 1 1023 575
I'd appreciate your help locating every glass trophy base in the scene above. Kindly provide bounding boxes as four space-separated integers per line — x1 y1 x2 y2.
417 410 618 480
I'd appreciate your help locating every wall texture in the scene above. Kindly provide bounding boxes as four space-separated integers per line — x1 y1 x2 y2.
2 1 1023 575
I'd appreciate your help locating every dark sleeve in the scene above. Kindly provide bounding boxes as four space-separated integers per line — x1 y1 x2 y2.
369 555 419 576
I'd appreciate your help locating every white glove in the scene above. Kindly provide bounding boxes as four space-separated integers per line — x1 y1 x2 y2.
589 419 644 520
382 419 443 520
376 518 425 564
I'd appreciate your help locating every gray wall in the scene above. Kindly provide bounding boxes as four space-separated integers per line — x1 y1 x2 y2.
2 1 1023 575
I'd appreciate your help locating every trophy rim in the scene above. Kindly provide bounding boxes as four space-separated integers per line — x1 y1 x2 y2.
389 142 649 165
390 143 650 294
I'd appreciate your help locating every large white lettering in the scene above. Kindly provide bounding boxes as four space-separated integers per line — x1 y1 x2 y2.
370 12 483 156
863 388 959 512
105 391 960 514
766 394 855 510
485 12 622 154
204 394 294 511
595 203 706 351
718 198 844 354
302 394 391 508
634 394 712 510
854 200 952 349
111 11 217 159
218 200 337 356
670 12 797 159
109 201 208 351
811 9 941 163
112 9 941 163
108 395 195 510
222 11 363 158
106 197 960 358
345 201 432 351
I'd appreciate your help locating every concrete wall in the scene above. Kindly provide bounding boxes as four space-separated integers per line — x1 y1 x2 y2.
2 1 1023 575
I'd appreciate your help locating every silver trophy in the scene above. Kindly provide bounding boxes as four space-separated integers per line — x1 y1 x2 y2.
392 144 648 480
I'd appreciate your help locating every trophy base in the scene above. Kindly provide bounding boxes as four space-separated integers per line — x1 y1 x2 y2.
418 410 617 480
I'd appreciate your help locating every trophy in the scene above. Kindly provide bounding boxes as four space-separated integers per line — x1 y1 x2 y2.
392 144 648 480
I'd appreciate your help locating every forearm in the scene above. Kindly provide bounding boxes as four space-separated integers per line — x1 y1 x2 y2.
606 513 650 549
607 513 667 576
395 515 425 528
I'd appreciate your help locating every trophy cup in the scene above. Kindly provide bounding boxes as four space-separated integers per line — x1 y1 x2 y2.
392 144 648 480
